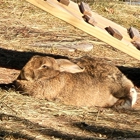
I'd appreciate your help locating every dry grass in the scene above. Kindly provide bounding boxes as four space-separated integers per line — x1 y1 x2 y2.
0 0 140 139
91 1 140 29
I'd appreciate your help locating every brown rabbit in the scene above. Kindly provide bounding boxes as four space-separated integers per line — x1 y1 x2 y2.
15 55 137 109
18 55 84 81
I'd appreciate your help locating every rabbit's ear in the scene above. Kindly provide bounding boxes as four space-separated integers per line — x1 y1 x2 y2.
56 59 84 73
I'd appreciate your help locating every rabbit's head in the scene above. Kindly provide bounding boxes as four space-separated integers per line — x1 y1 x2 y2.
18 55 84 81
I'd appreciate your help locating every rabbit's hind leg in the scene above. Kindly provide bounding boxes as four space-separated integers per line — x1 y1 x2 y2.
114 87 137 109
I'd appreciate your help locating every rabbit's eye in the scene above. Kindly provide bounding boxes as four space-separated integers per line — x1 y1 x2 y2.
42 65 48 69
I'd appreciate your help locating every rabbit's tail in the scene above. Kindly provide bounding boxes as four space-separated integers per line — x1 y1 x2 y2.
130 87 137 107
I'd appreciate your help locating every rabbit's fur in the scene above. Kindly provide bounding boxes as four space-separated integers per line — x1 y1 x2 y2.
18 55 84 81
15 55 137 108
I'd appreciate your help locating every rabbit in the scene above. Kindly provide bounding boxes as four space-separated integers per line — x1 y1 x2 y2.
17 55 84 81
14 55 137 109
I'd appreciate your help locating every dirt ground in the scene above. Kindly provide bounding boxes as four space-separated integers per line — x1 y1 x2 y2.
0 0 140 139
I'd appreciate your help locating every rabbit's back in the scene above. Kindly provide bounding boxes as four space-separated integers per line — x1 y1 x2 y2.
72 56 120 79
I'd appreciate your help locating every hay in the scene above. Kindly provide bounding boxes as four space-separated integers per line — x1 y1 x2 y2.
0 0 140 139
0 90 140 139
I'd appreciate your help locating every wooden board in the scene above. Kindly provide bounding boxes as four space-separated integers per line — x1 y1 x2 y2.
25 0 140 60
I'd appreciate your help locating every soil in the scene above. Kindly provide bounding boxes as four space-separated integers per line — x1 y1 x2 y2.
0 0 140 139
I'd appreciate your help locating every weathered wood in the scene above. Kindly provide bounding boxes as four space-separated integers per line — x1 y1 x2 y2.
128 27 140 42
83 15 97 26
106 26 123 40
58 0 70 6
79 2 92 17
25 0 140 60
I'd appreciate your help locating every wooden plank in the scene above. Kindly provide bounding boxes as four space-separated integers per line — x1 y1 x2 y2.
79 2 92 16
25 0 140 60
128 27 140 42
105 26 123 40
83 15 97 26
58 0 70 6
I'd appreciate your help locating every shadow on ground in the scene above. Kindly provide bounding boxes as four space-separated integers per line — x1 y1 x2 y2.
0 48 140 87
0 113 99 140
0 47 140 88
0 47 68 70
0 47 69 89
0 113 140 140
118 66 140 88
73 122 140 139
